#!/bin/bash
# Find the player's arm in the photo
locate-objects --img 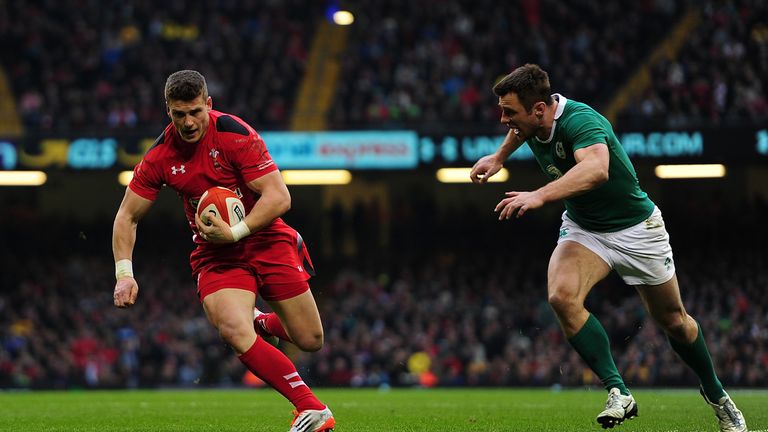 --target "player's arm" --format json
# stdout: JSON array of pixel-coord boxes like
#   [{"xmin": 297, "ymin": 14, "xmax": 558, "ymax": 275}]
[
  {"xmin": 536, "ymin": 143, "xmax": 609, "ymax": 202},
  {"xmin": 496, "ymin": 144, "xmax": 609, "ymax": 219},
  {"xmin": 241, "ymin": 170, "xmax": 291, "ymax": 232},
  {"xmin": 470, "ymin": 128, "xmax": 524, "ymax": 183},
  {"xmin": 112, "ymin": 188, "xmax": 154, "ymax": 308},
  {"xmin": 195, "ymin": 170, "xmax": 290, "ymax": 243}
]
